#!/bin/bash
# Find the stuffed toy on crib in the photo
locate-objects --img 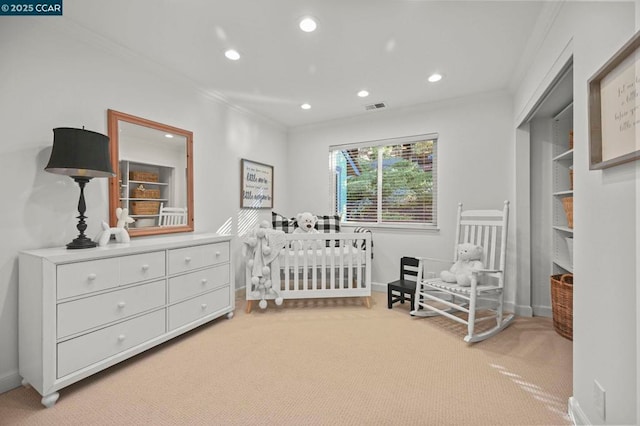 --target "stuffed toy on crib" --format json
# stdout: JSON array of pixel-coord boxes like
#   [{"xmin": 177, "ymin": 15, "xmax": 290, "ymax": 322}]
[{"xmin": 292, "ymin": 211, "xmax": 319, "ymax": 250}]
